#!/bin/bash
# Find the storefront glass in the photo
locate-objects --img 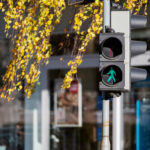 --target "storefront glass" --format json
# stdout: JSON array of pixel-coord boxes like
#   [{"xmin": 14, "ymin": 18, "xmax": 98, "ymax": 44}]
[{"xmin": 49, "ymin": 68, "xmax": 100, "ymax": 150}]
